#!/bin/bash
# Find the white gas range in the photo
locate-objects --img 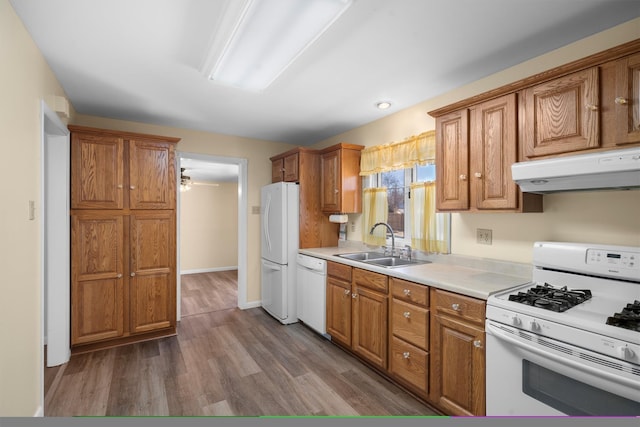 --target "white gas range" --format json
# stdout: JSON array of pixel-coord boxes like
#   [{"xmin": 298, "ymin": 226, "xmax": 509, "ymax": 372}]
[{"xmin": 485, "ymin": 241, "xmax": 640, "ymax": 416}]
